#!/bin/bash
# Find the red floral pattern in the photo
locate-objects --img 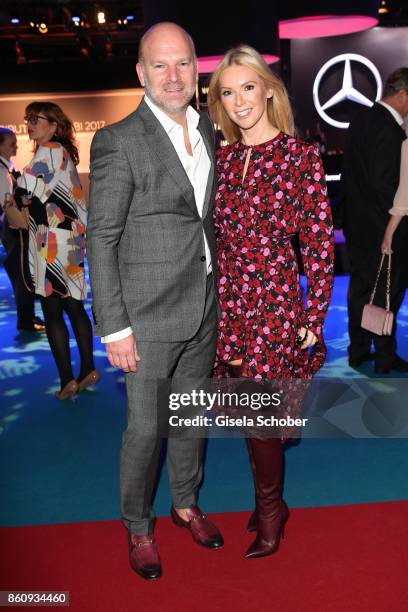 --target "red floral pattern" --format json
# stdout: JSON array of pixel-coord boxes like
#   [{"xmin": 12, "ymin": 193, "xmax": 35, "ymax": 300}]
[{"xmin": 213, "ymin": 132, "xmax": 334, "ymax": 380}]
